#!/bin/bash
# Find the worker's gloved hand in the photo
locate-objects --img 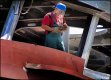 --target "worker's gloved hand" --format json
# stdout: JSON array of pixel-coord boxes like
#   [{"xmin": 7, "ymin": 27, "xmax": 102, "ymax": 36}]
[
  {"xmin": 52, "ymin": 27, "xmax": 61, "ymax": 33},
  {"xmin": 63, "ymin": 24, "xmax": 68, "ymax": 30},
  {"xmin": 58, "ymin": 23, "xmax": 68, "ymax": 31}
]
